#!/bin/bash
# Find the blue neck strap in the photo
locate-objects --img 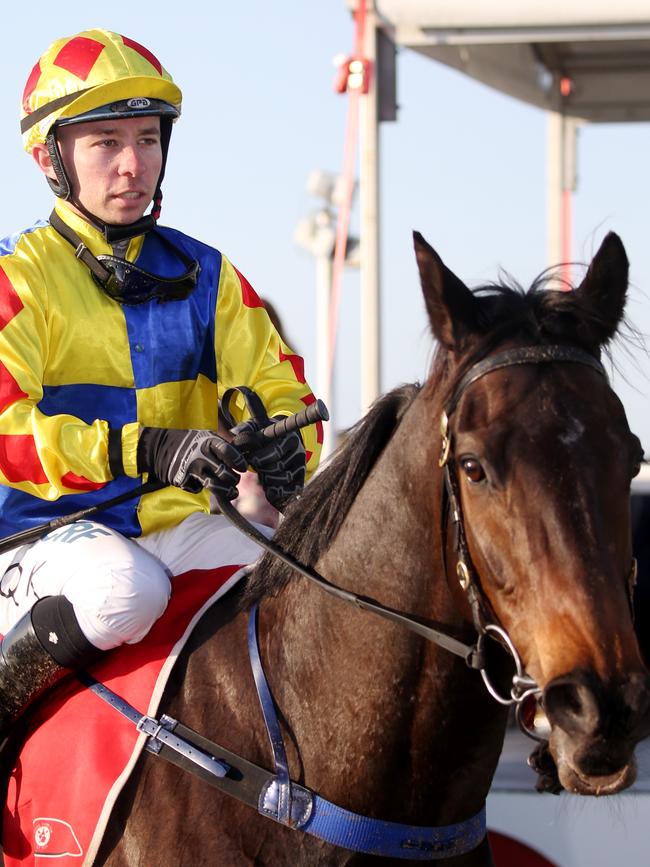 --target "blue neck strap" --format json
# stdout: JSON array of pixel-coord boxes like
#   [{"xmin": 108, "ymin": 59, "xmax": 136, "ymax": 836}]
[{"xmin": 247, "ymin": 602, "xmax": 486, "ymax": 860}]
